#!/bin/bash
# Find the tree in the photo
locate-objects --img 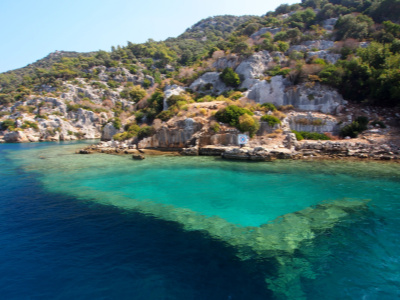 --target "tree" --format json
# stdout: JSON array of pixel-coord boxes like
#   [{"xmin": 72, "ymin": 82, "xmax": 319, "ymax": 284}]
[{"xmin": 335, "ymin": 14, "xmax": 374, "ymax": 40}]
